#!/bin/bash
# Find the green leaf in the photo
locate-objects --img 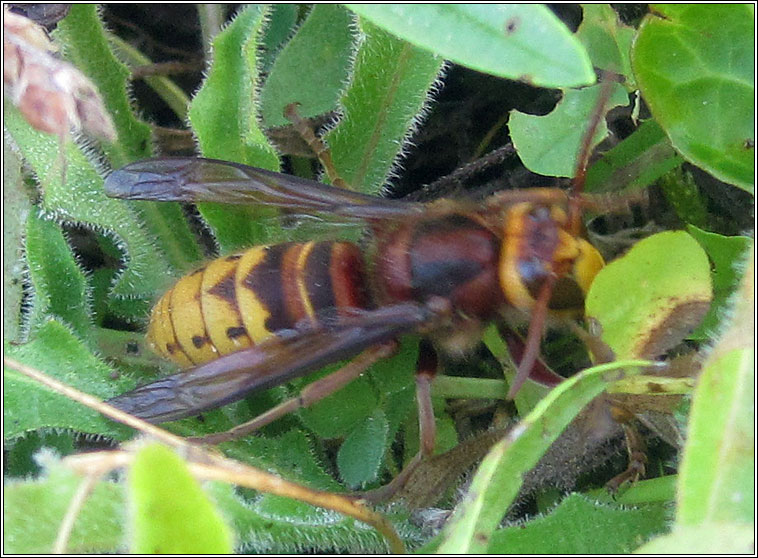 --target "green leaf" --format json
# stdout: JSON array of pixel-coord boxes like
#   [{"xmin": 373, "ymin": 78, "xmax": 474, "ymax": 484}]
[
  {"xmin": 686, "ymin": 227, "xmax": 752, "ymax": 338},
  {"xmin": 631, "ymin": 4, "xmax": 755, "ymax": 192},
  {"xmin": 54, "ymin": 4, "xmax": 152, "ymax": 166},
  {"xmin": 324, "ymin": 19, "xmax": 444, "ymax": 193},
  {"xmin": 482, "ymin": 324, "xmax": 551, "ymax": 413},
  {"xmin": 576, "ymin": 4, "xmax": 636, "ymax": 85},
  {"xmin": 586, "ymin": 231, "xmax": 713, "ymax": 359},
  {"xmin": 658, "ymin": 166, "xmax": 709, "ymax": 228},
  {"xmin": 365, "ymin": 336, "xmax": 418, "ymax": 396},
  {"xmin": 295, "ymin": 337, "xmax": 417, "ymax": 446},
  {"xmin": 678, "ymin": 348, "xmax": 754, "ymax": 525},
  {"xmin": 677, "ymin": 256, "xmax": 754, "ymax": 527},
  {"xmin": 128, "ymin": 201, "xmax": 204, "ymax": 277},
  {"xmin": 4, "ymin": 105, "xmax": 174, "ymax": 315},
  {"xmin": 217, "ymin": 431, "xmax": 415, "ymax": 552},
  {"xmin": 584, "ymin": 119, "xmax": 683, "ymax": 193},
  {"xmin": 4, "ymin": 320, "xmax": 133, "ymax": 441},
  {"xmin": 346, "ymin": 5, "xmax": 595, "ymax": 87},
  {"xmin": 2, "ymin": 449, "xmax": 404, "ymax": 555},
  {"xmin": 52, "ymin": 7, "xmax": 202, "ymax": 276},
  {"xmin": 259, "ymin": 5, "xmax": 355, "ymax": 127},
  {"xmin": 401, "ymin": 396, "xmax": 459, "ymax": 465},
  {"xmin": 337, "ymin": 410, "xmax": 389, "ymax": 488},
  {"xmin": 129, "ymin": 443, "xmax": 234, "ymax": 554},
  {"xmin": 637, "ymin": 523, "xmax": 754, "ymax": 554},
  {"xmin": 212, "ymin": 482, "xmax": 401, "ymax": 553},
  {"xmin": 296, "ymin": 368, "xmax": 379, "ymax": 439},
  {"xmin": 3, "ymin": 140, "xmax": 31, "ymax": 343},
  {"xmin": 258, "ymin": 4, "xmax": 299, "ymax": 73},
  {"xmin": 509, "ymin": 82, "xmax": 629, "ymax": 177},
  {"xmin": 437, "ymin": 359, "xmax": 651, "ymax": 553},
  {"xmin": 189, "ymin": 5, "xmax": 277, "ymax": 164},
  {"xmin": 488, "ymin": 494, "xmax": 669, "ymax": 553},
  {"xmin": 3, "ymin": 460, "xmax": 124, "ymax": 554},
  {"xmin": 25, "ymin": 212, "xmax": 92, "ymax": 339},
  {"xmin": 588, "ymin": 475, "xmax": 678, "ymax": 506},
  {"xmin": 5, "ymin": 430, "xmax": 75, "ymax": 477},
  {"xmin": 254, "ymin": 493, "xmax": 343, "ymax": 528},
  {"xmin": 431, "ymin": 375, "xmax": 507, "ymax": 401},
  {"xmin": 252, "ymin": 429, "xmax": 342, "ymax": 491},
  {"xmin": 188, "ymin": 5, "xmax": 283, "ymax": 252}
]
